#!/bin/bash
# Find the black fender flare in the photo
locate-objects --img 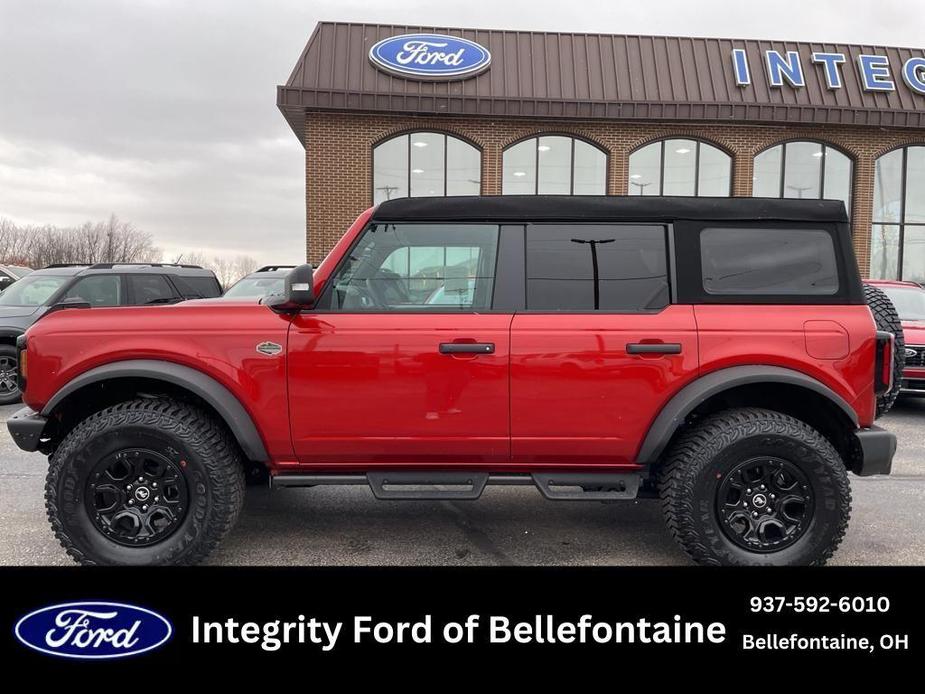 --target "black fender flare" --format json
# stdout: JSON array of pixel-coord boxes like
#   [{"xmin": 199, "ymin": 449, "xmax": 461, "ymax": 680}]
[
  {"xmin": 41, "ymin": 359, "xmax": 269, "ymax": 462},
  {"xmin": 634, "ymin": 365, "xmax": 859, "ymax": 464}
]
